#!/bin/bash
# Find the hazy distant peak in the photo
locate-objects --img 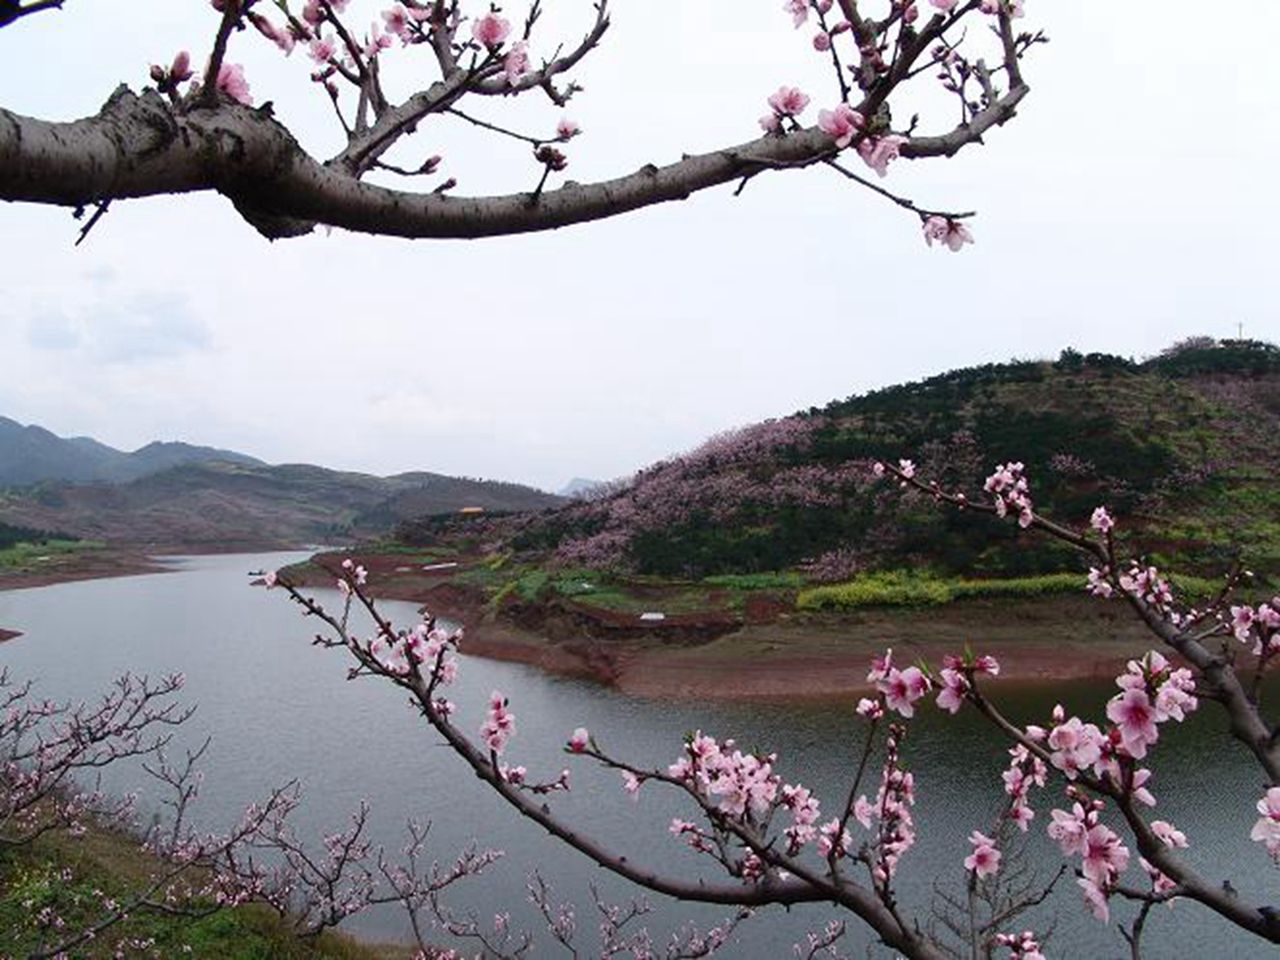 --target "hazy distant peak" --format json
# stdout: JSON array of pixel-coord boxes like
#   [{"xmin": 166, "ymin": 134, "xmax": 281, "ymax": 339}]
[{"xmin": 558, "ymin": 477, "xmax": 602, "ymax": 498}]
